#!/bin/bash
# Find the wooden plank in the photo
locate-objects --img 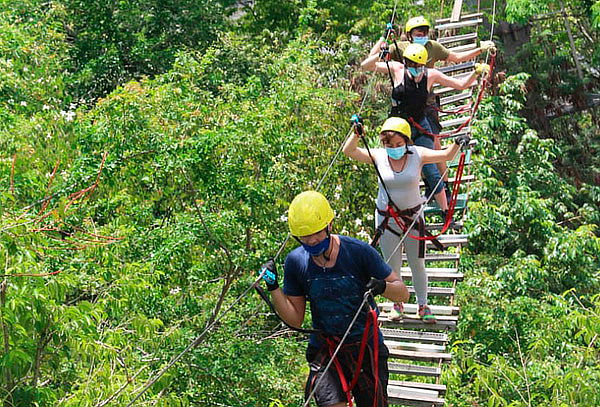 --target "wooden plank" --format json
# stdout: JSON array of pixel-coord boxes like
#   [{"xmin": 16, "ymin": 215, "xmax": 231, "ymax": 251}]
[
  {"xmin": 402, "ymin": 253, "xmax": 460, "ymax": 262},
  {"xmin": 447, "ymin": 42, "xmax": 478, "ymax": 53},
  {"xmin": 435, "ymin": 18, "xmax": 483, "ymax": 31},
  {"xmin": 434, "ymin": 80, "xmax": 477, "ymax": 96},
  {"xmin": 439, "ymin": 126, "xmax": 471, "ymax": 139},
  {"xmin": 400, "ymin": 270, "xmax": 464, "ymax": 281},
  {"xmin": 406, "ymin": 286, "xmax": 455, "ymax": 296},
  {"xmin": 440, "ymin": 90, "xmax": 472, "ymax": 106},
  {"xmin": 451, "ymin": 0, "xmax": 464, "ymax": 22},
  {"xmin": 439, "ymin": 115, "xmax": 469, "ymax": 129},
  {"xmin": 382, "ymin": 317, "xmax": 457, "ymax": 332},
  {"xmin": 385, "ymin": 340, "xmax": 447, "ymax": 353},
  {"xmin": 388, "ymin": 385, "xmax": 445, "ymax": 406},
  {"xmin": 439, "ymin": 104, "xmax": 471, "ymax": 118},
  {"xmin": 388, "ymin": 380, "xmax": 447, "ymax": 395},
  {"xmin": 380, "ymin": 328, "xmax": 448, "ymax": 344},
  {"xmin": 388, "ymin": 362, "xmax": 441, "ymax": 377},
  {"xmin": 436, "ymin": 12, "xmax": 484, "ymax": 24},
  {"xmin": 437, "ymin": 32, "xmax": 478, "ymax": 45},
  {"xmin": 388, "ymin": 348, "xmax": 452, "ymax": 362},
  {"xmin": 379, "ymin": 302, "xmax": 460, "ymax": 316}
]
